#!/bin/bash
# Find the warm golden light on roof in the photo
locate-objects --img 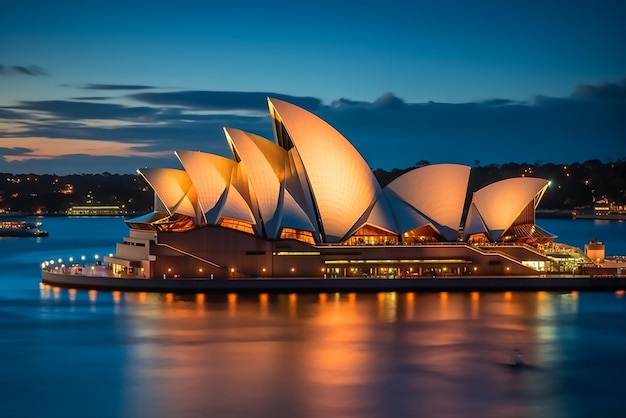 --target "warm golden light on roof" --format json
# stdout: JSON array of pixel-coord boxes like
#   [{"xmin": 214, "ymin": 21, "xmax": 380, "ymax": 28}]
[{"xmin": 135, "ymin": 97, "xmax": 550, "ymax": 245}]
